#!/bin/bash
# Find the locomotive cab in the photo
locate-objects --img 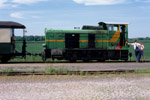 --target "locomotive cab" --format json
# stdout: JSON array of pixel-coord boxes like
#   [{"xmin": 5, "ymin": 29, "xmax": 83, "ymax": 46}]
[
  {"xmin": 103, "ymin": 22, "xmax": 129, "ymax": 60},
  {"xmin": 0, "ymin": 21, "xmax": 26, "ymax": 62}
]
